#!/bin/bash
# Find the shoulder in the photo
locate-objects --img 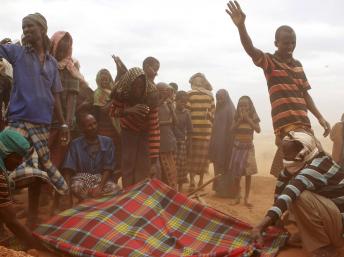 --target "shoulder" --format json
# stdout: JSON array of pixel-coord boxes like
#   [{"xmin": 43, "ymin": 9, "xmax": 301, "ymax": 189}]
[
  {"xmin": 47, "ymin": 54, "xmax": 59, "ymax": 66},
  {"xmin": 70, "ymin": 136, "xmax": 84, "ymax": 146},
  {"xmin": 98, "ymin": 135, "xmax": 113, "ymax": 144}
]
